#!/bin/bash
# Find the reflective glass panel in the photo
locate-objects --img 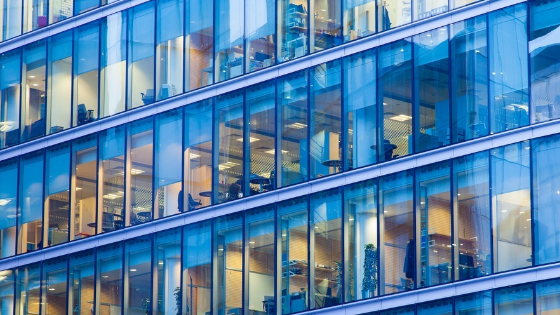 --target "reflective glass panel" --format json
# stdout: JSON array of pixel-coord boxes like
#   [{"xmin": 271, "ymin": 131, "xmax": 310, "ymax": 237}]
[
  {"xmin": 125, "ymin": 235, "xmax": 152, "ymax": 314},
  {"xmin": 23, "ymin": 0, "xmax": 48, "ymax": 33},
  {"xmin": 100, "ymin": 11, "xmax": 127, "ymax": 118},
  {"xmin": 488, "ymin": 4, "xmax": 529, "ymax": 134},
  {"xmin": 277, "ymin": 0, "xmax": 308, "ymax": 62},
  {"xmin": 21, "ymin": 40, "xmax": 47, "ymax": 142},
  {"xmin": 246, "ymin": 0, "xmax": 276, "ymax": 72},
  {"xmin": 380, "ymin": 306, "xmax": 415, "ymax": 315},
  {"xmin": 215, "ymin": 0, "xmax": 244, "ymax": 82},
  {"xmin": 72, "ymin": 135, "xmax": 97, "ymax": 240},
  {"xmin": 47, "ymin": 31, "xmax": 72, "ymax": 135},
  {"xmin": 537, "ymin": 279, "xmax": 560, "ymax": 314},
  {"xmin": 0, "ymin": 159, "xmax": 17, "ymax": 258},
  {"xmin": 15, "ymin": 263, "xmax": 41, "ymax": 315},
  {"xmin": 18, "ymin": 151, "xmax": 44, "ymax": 254},
  {"xmin": 413, "ymin": 0, "xmax": 448, "ymax": 21},
  {"xmin": 75, "ymin": 0, "xmax": 99, "ymax": 14},
  {"xmin": 379, "ymin": 0, "xmax": 411, "ymax": 31},
  {"xmin": 3, "ymin": 0, "xmax": 22, "ymax": 40},
  {"xmin": 0, "ymin": 49, "xmax": 21, "ymax": 148},
  {"xmin": 0, "ymin": 269, "xmax": 14, "ymax": 315},
  {"xmin": 495, "ymin": 284, "xmax": 534, "ymax": 315},
  {"xmin": 156, "ymin": 0, "xmax": 184, "ymax": 101},
  {"xmin": 186, "ymin": 0, "xmax": 214, "ymax": 90},
  {"xmin": 128, "ymin": 2, "xmax": 155, "ymax": 109},
  {"xmin": 73, "ymin": 22, "xmax": 99, "ymax": 127},
  {"xmin": 155, "ymin": 228, "xmax": 181, "ymax": 315},
  {"xmin": 417, "ymin": 298, "xmax": 452, "ymax": 315},
  {"xmin": 452, "ymin": 0, "xmax": 479, "ymax": 10},
  {"xmin": 343, "ymin": 49, "xmax": 377, "ymax": 170},
  {"xmin": 44, "ymin": 143, "xmax": 70, "ymax": 247},
  {"xmin": 343, "ymin": 0, "xmax": 375, "ymax": 42},
  {"xmin": 129, "ymin": 118, "xmax": 154, "ymax": 226},
  {"xmin": 455, "ymin": 291, "xmax": 492, "ymax": 315},
  {"xmin": 378, "ymin": 39, "xmax": 412, "ymax": 161},
  {"xmin": 215, "ymin": 213, "xmax": 243, "ymax": 315},
  {"xmin": 311, "ymin": 0, "xmax": 342, "ymax": 52},
  {"xmin": 278, "ymin": 70, "xmax": 308, "ymax": 187},
  {"xmin": 42, "ymin": 257, "xmax": 68, "ymax": 315},
  {"xmin": 69, "ymin": 250, "xmax": 96, "ymax": 315},
  {"xmin": 491, "ymin": 141, "xmax": 532, "ymax": 272},
  {"xmin": 97, "ymin": 243, "xmax": 123, "ymax": 314},
  {"xmin": 50, "ymin": 0, "xmax": 73, "ymax": 23},
  {"xmin": 183, "ymin": 220, "xmax": 212, "ymax": 315},
  {"xmin": 99, "ymin": 126, "xmax": 125, "ymax": 233},
  {"xmin": 310, "ymin": 60, "xmax": 342, "ymax": 179}
]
